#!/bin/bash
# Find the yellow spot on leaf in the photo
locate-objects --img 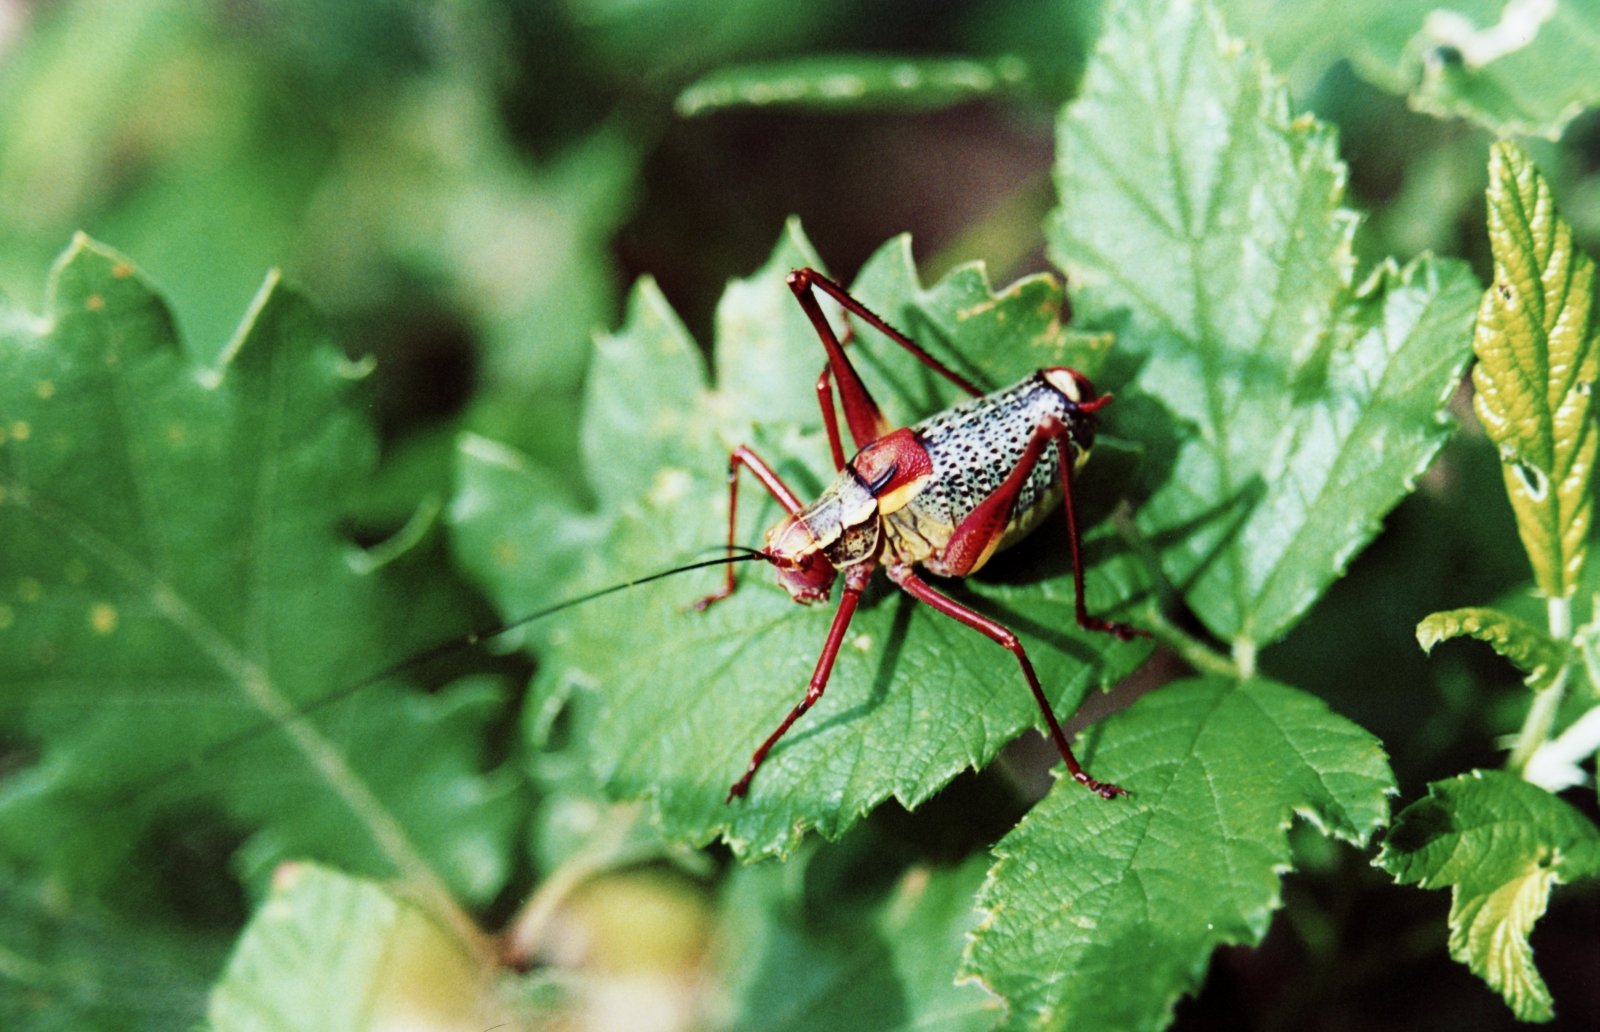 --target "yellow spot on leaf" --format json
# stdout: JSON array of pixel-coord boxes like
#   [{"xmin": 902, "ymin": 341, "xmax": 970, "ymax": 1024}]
[
  {"xmin": 35, "ymin": 380, "xmax": 55, "ymax": 400},
  {"xmin": 166, "ymin": 422, "xmax": 188, "ymax": 446},
  {"xmin": 90, "ymin": 603, "xmax": 118, "ymax": 634},
  {"xmin": 86, "ymin": 294, "xmax": 105, "ymax": 311},
  {"xmin": 851, "ymin": 633, "xmax": 874, "ymax": 653},
  {"xmin": 492, "ymin": 539, "xmax": 518, "ymax": 568},
  {"xmin": 17, "ymin": 577, "xmax": 42, "ymax": 603},
  {"xmin": 112, "ymin": 262, "xmax": 134, "ymax": 278},
  {"xmin": 9, "ymin": 421, "xmax": 28, "ymax": 442}
]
